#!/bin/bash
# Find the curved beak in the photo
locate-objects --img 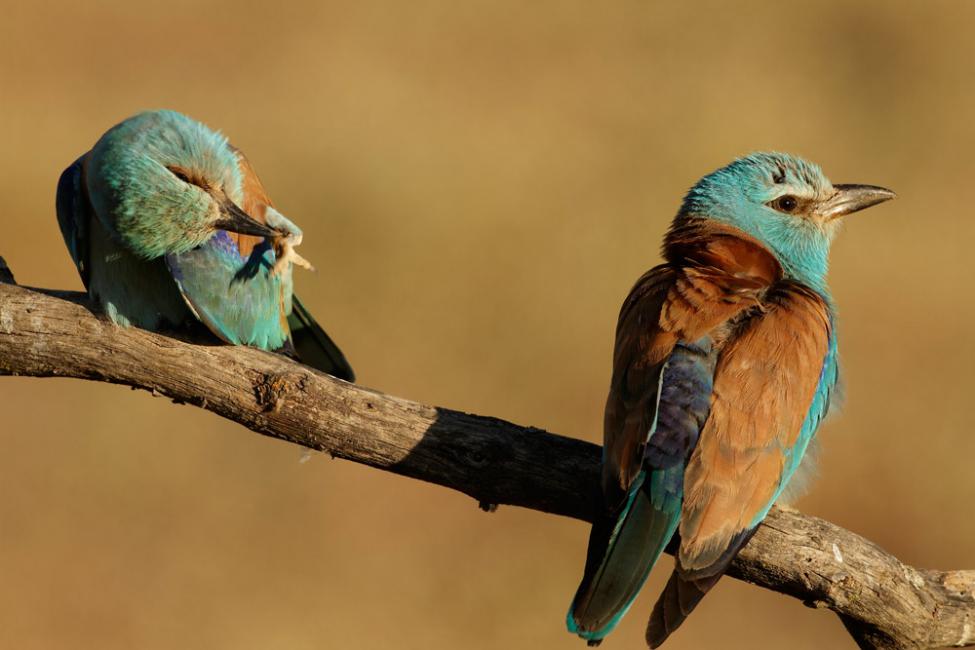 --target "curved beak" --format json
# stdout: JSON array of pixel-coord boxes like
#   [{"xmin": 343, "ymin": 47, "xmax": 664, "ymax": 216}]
[
  {"xmin": 213, "ymin": 199, "xmax": 279, "ymax": 238},
  {"xmin": 820, "ymin": 184, "xmax": 896, "ymax": 220}
]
